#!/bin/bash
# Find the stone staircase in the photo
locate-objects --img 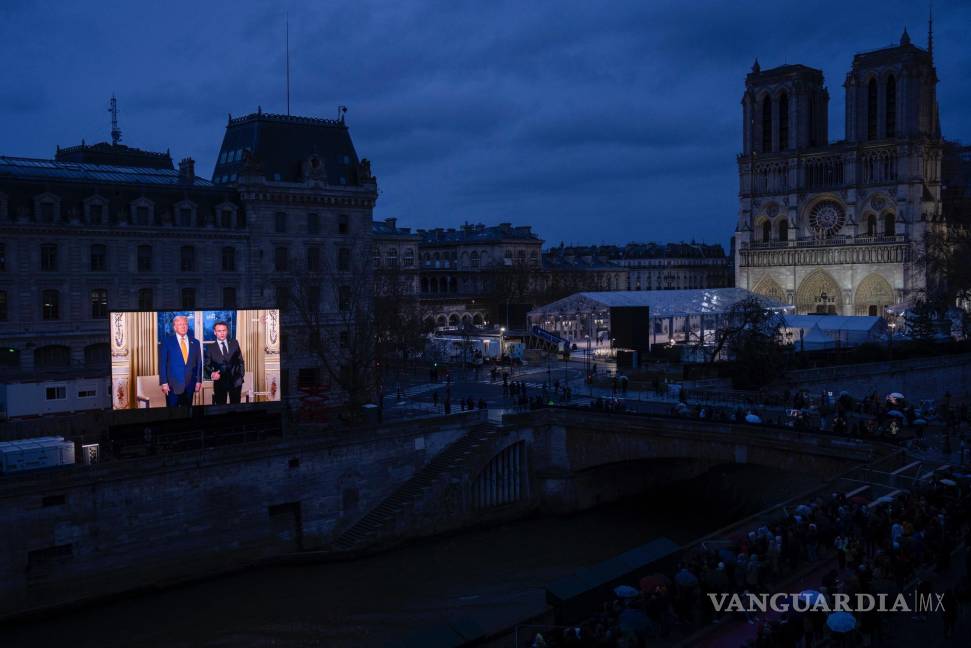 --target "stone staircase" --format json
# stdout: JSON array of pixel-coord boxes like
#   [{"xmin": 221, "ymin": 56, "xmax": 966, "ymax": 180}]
[{"xmin": 333, "ymin": 422, "xmax": 501, "ymax": 551}]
